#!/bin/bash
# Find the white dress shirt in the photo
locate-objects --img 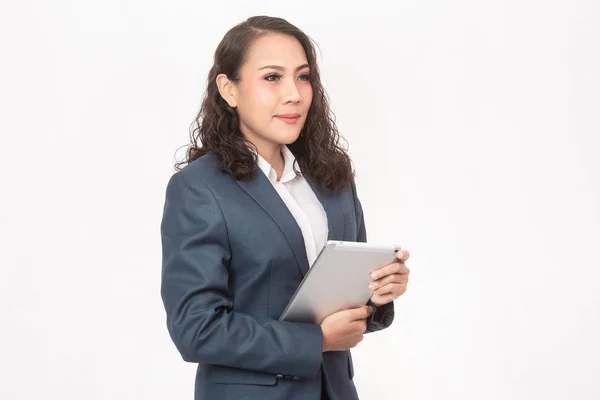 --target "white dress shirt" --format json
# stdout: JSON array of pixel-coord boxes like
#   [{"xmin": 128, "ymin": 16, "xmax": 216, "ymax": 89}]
[{"xmin": 255, "ymin": 145, "xmax": 329, "ymax": 267}]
